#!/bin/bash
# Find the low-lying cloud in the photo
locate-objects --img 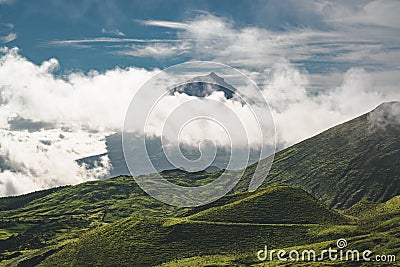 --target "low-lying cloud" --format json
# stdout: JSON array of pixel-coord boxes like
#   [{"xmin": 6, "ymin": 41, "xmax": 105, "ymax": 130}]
[
  {"xmin": 0, "ymin": 47, "xmax": 399, "ymax": 196},
  {"xmin": 368, "ymin": 101, "xmax": 400, "ymax": 130}
]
